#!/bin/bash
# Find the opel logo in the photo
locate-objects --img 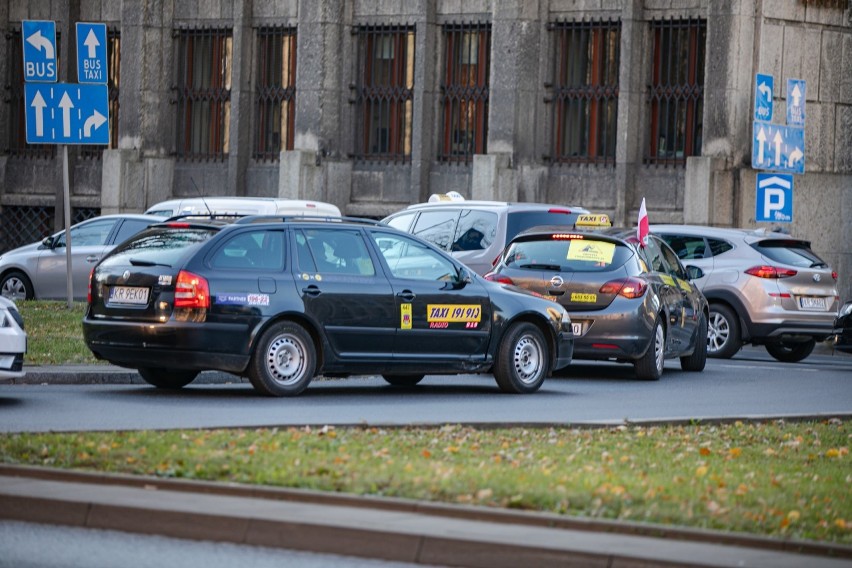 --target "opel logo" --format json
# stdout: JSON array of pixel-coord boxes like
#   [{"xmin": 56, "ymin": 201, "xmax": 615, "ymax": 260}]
[
  {"xmin": 813, "ymin": 274, "xmax": 821, "ymax": 282},
  {"xmin": 122, "ymin": 270, "xmax": 131, "ymax": 281},
  {"xmin": 550, "ymin": 275, "xmax": 564, "ymax": 287}
]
